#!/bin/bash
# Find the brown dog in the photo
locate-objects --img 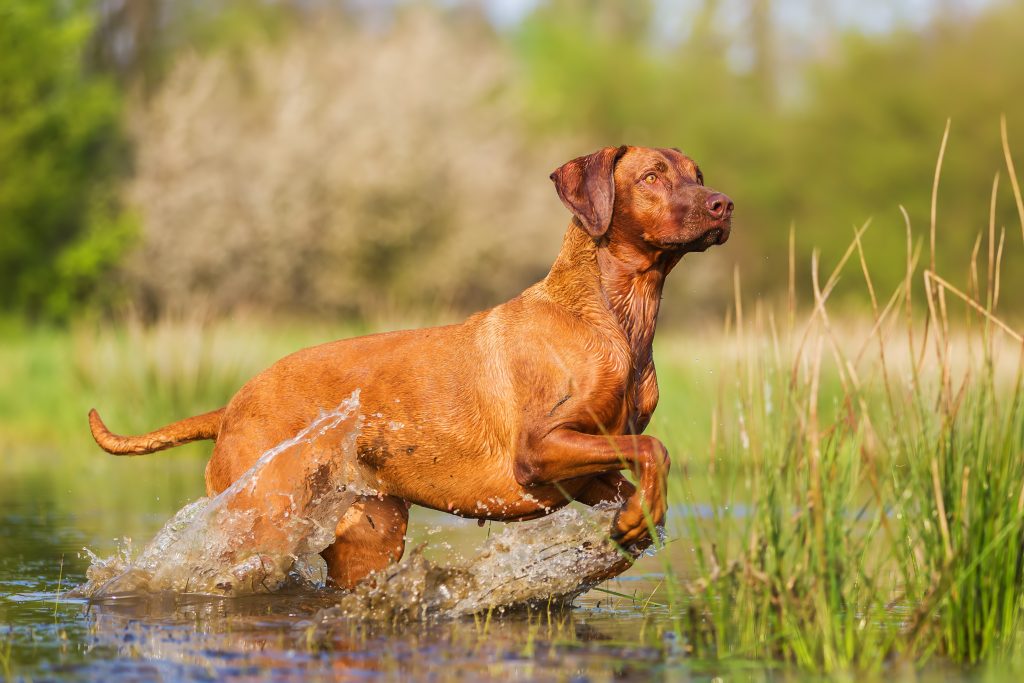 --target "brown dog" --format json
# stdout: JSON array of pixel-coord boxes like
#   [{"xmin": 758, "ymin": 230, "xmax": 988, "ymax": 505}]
[{"xmin": 89, "ymin": 146, "xmax": 733, "ymax": 589}]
